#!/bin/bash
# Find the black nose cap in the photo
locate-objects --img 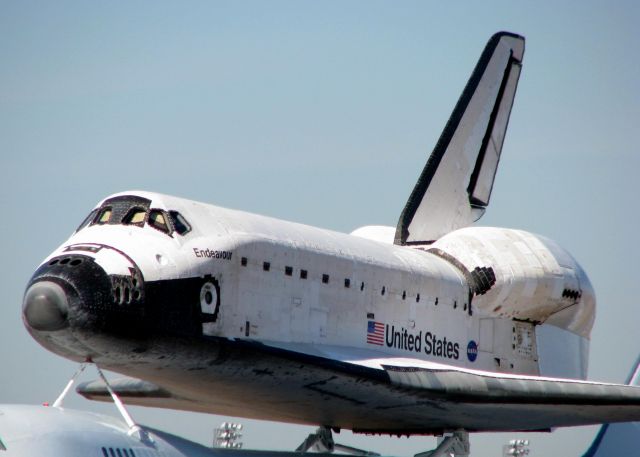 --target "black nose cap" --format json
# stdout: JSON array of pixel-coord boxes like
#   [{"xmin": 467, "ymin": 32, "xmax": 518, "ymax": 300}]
[{"xmin": 23, "ymin": 281, "xmax": 69, "ymax": 331}]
